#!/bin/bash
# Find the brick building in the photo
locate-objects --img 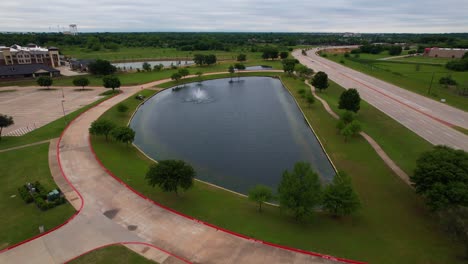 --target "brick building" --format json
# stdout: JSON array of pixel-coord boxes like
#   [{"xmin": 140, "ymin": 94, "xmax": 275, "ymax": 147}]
[
  {"xmin": 0, "ymin": 44, "xmax": 62, "ymax": 67},
  {"xmin": 423, "ymin": 47, "xmax": 468, "ymax": 59}
]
